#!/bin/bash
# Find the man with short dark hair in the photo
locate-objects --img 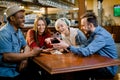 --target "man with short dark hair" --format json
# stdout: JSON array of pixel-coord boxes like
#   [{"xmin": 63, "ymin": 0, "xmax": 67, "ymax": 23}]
[
  {"xmin": 0, "ymin": 5, "xmax": 41, "ymax": 80},
  {"xmin": 52, "ymin": 12, "xmax": 118, "ymax": 79}
]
